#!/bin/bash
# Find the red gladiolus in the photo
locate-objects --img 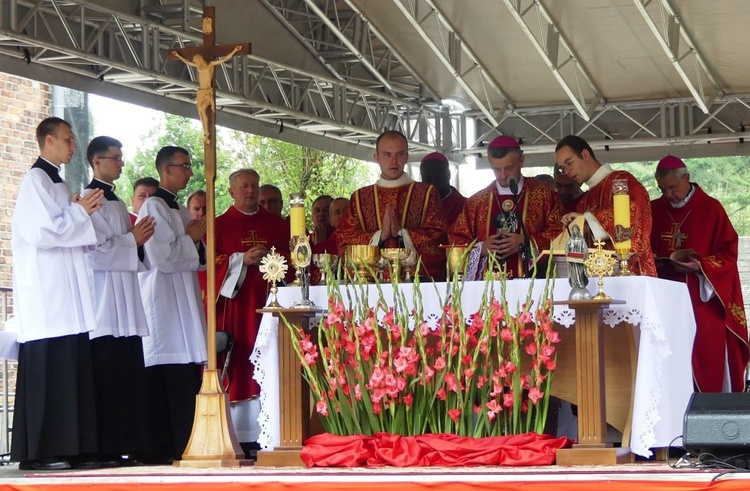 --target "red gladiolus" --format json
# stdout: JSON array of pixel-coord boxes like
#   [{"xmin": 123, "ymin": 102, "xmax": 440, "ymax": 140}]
[
  {"xmin": 448, "ymin": 408, "xmax": 462, "ymax": 423},
  {"xmin": 525, "ymin": 342, "xmax": 537, "ymax": 356},
  {"xmin": 436, "ymin": 387, "xmax": 447, "ymax": 400},
  {"xmin": 529, "ymin": 387, "xmax": 544, "ymax": 404},
  {"xmin": 403, "ymin": 393, "xmax": 413, "ymax": 407}
]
